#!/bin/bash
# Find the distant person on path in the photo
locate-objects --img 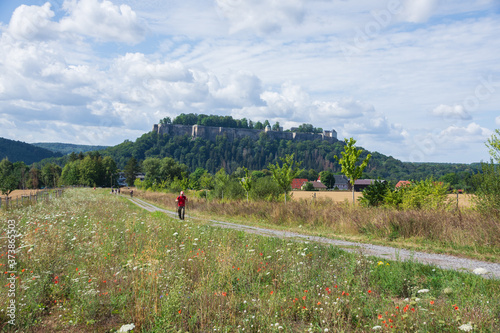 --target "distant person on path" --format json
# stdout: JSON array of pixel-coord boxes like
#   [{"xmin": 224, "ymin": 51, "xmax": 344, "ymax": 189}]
[
  {"xmin": 176, "ymin": 191, "xmax": 188, "ymax": 220},
  {"xmin": 130, "ymin": 190, "xmax": 133, "ymax": 198}
]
